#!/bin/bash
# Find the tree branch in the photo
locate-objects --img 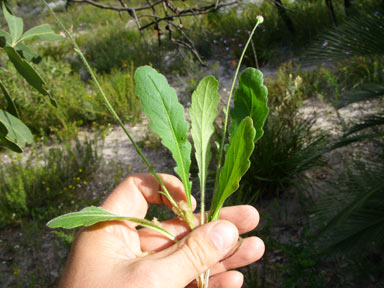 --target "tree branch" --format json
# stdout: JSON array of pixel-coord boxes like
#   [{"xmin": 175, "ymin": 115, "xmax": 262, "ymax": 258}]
[{"xmin": 66, "ymin": 0, "xmax": 239, "ymax": 64}]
